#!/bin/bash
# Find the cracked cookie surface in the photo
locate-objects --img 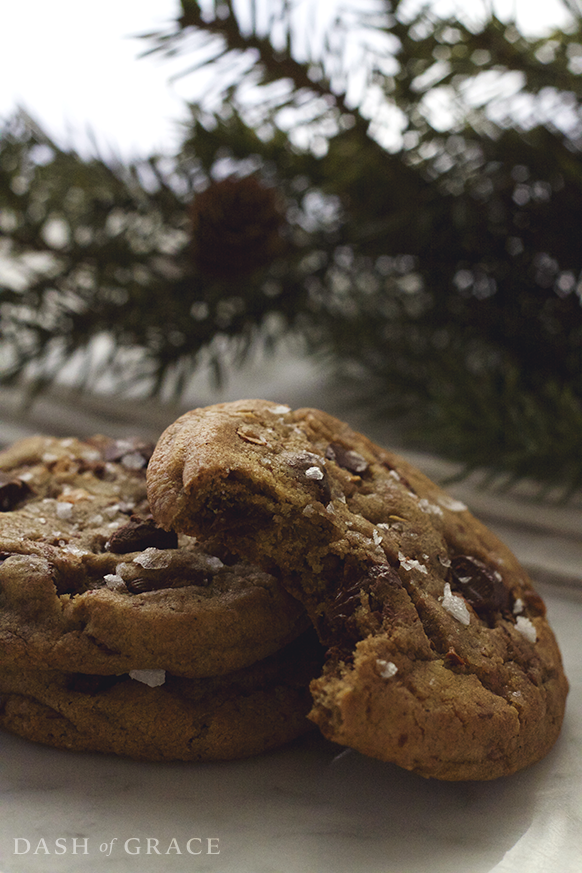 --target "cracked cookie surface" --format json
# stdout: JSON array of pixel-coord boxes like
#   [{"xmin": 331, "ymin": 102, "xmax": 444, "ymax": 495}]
[
  {"xmin": 147, "ymin": 399, "xmax": 569, "ymax": 780},
  {"xmin": 0, "ymin": 435, "xmax": 307, "ymax": 678}
]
